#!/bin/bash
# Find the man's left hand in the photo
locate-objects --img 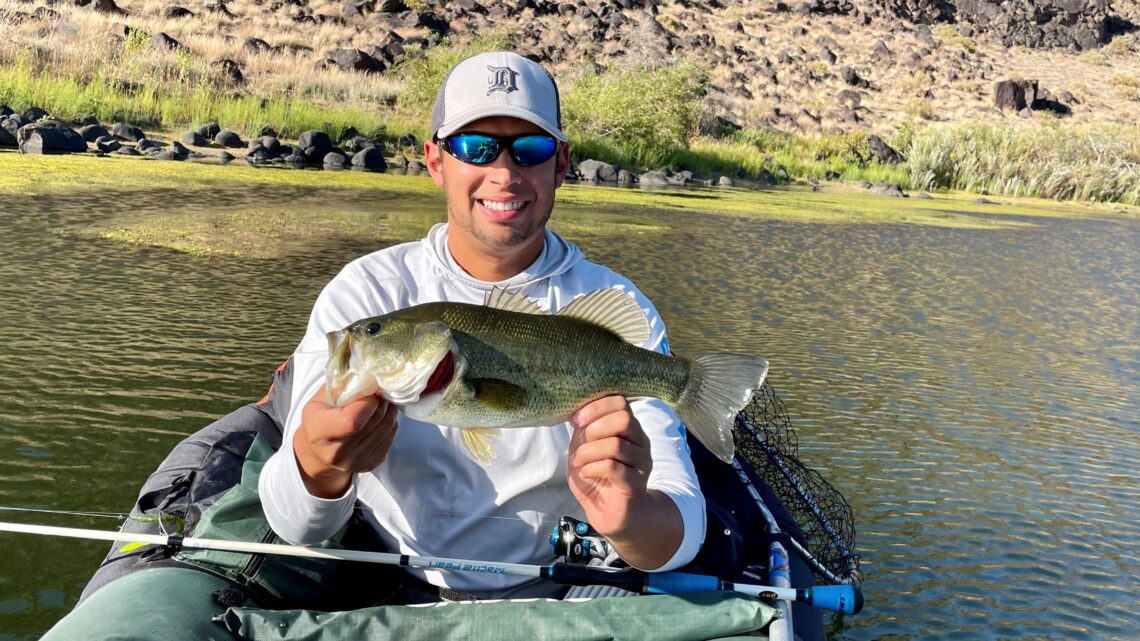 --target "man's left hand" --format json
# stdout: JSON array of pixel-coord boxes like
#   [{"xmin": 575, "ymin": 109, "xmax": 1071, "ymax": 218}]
[{"xmin": 567, "ymin": 395, "xmax": 682, "ymax": 570}]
